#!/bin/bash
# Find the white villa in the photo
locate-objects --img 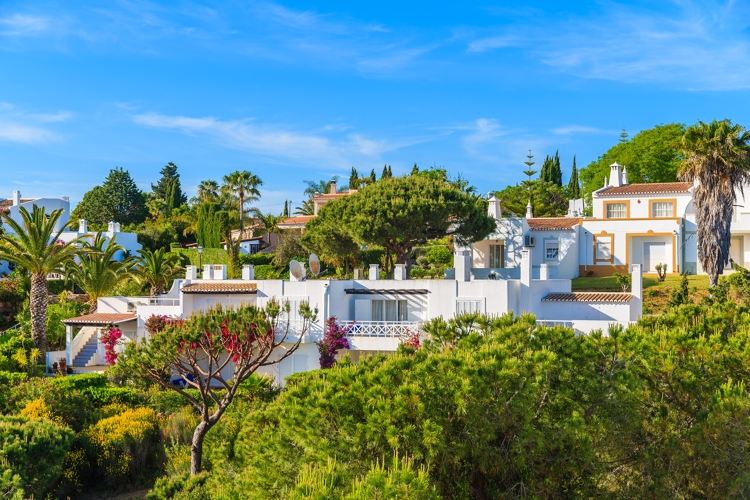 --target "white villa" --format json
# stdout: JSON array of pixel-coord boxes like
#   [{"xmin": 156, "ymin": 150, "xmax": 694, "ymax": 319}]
[
  {"xmin": 469, "ymin": 162, "xmax": 748, "ymax": 280},
  {"xmin": 0, "ymin": 190, "xmax": 141, "ymax": 275}
]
